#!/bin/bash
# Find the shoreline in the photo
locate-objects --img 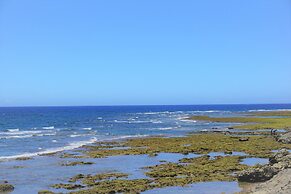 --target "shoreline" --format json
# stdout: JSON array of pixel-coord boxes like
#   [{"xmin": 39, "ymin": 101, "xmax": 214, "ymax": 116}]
[{"xmin": 1, "ymin": 110, "xmax": 291, "ymax": 193}]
